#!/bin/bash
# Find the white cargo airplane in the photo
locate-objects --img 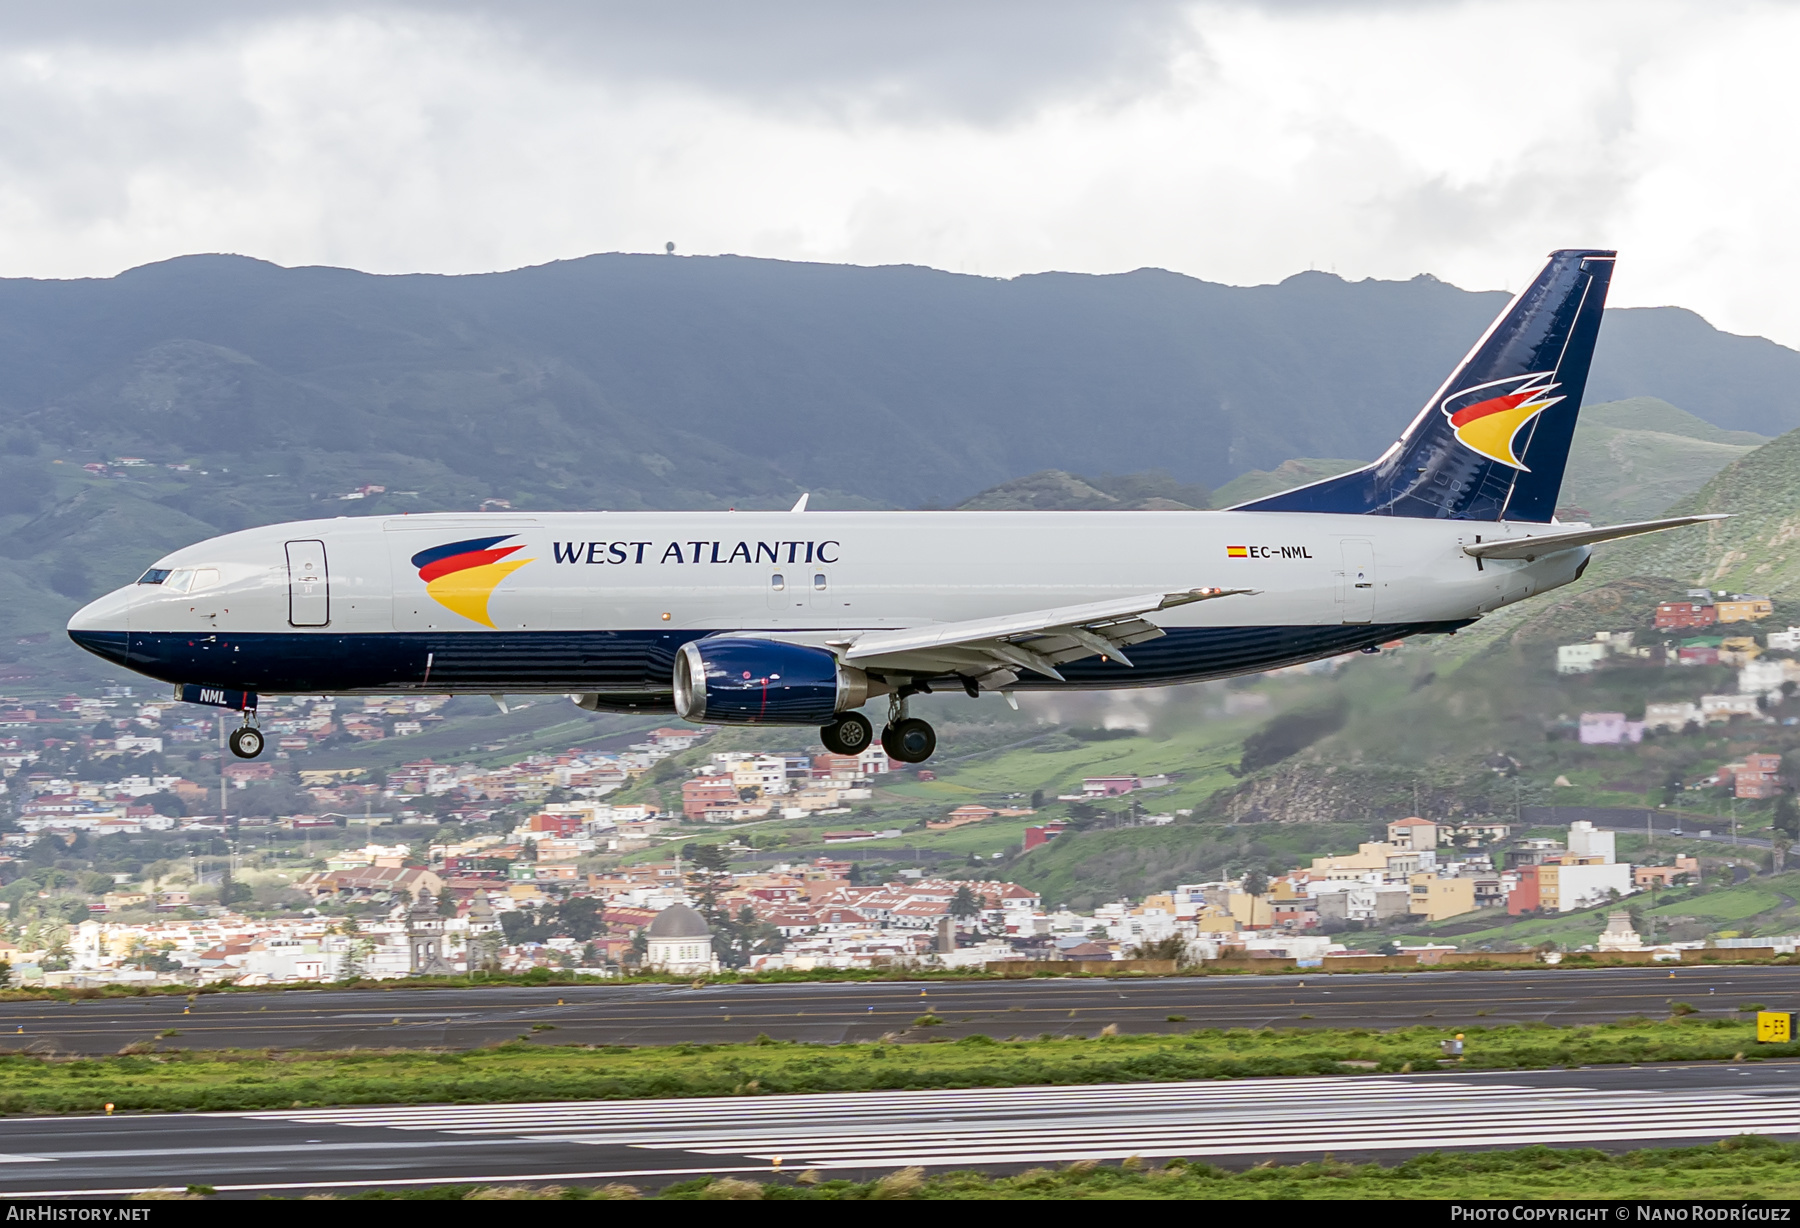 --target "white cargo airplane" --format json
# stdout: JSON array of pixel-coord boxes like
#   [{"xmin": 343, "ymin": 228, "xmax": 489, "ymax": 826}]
[{"xmin": 69, "ymin": 249, "xmax": 1719, "ymax": 763}]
